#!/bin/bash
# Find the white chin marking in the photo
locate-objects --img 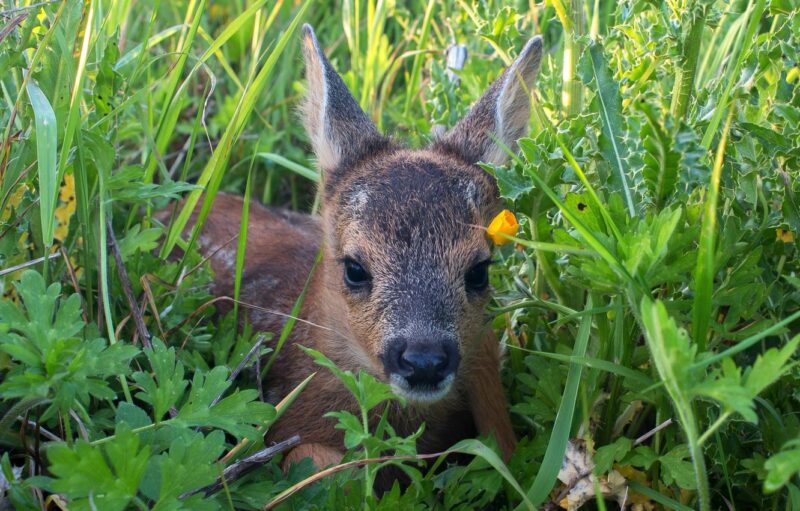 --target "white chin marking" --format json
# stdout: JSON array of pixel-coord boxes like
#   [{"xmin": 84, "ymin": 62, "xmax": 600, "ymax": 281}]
[{"xmin": 389, "ymin": 373, "xmax": 455, "ymax": 404}]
